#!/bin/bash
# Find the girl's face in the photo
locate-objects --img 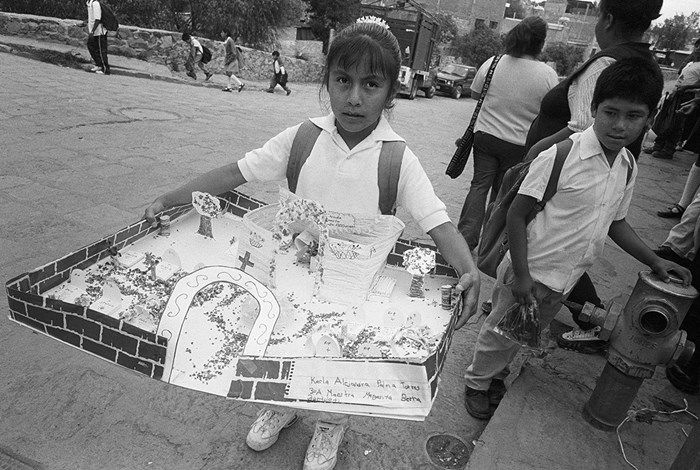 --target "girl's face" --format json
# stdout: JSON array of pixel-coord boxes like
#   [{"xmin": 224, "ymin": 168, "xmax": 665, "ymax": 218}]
[{"xmin": 328, "ymin": 61, "xmax": 391, "ymax": 142}]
